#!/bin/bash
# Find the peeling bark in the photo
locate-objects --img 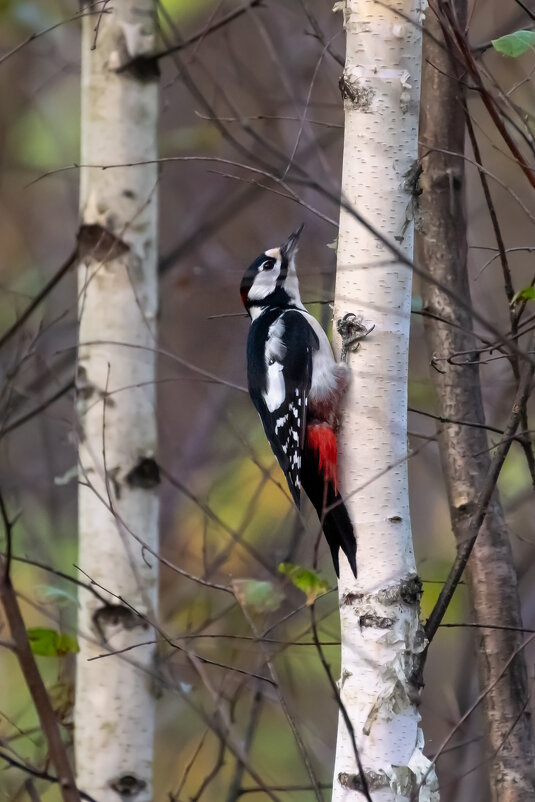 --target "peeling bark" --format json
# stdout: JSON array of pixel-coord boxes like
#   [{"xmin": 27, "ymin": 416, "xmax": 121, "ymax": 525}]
[
  {"xmin": 75, "ymin": 2, "xmax": 159, "ymax": 800},
  {"xmin": 417, "ymin": 6, "xmax": 535, "ymax": 801},
  {"xmin": 332, "ymin": 0, "xmax": 438, "ymax": 799}
]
